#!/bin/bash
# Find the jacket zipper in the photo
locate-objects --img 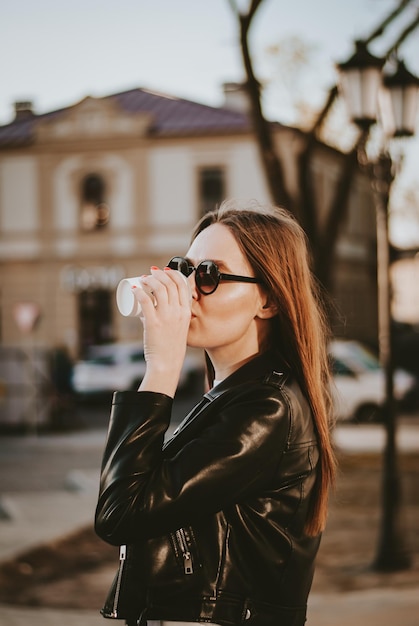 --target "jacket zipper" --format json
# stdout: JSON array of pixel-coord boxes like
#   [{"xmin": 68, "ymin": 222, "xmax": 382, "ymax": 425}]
[
  {"xmin": 175, "ymin": 528, "xmax": 193, "ymax": 574},
  {"xmin": 110, "ymin": 544, "xmax": 127, "ymax": 617}
]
